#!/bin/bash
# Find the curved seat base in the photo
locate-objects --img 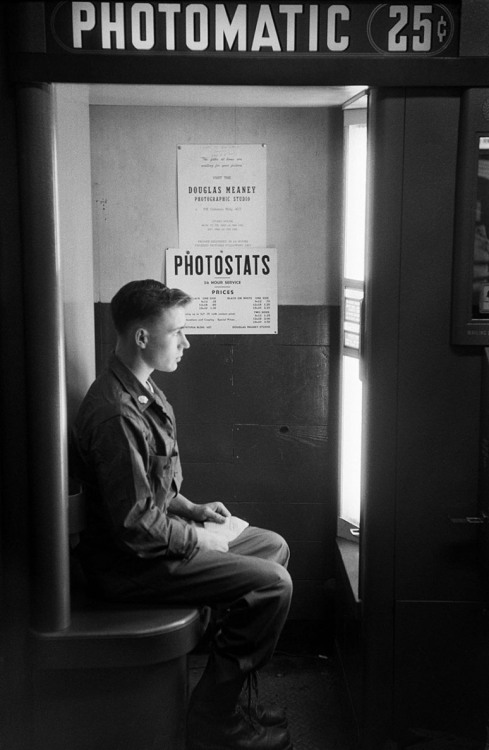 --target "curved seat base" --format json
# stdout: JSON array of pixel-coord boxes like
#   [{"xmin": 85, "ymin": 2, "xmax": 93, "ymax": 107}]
[
  {"xmin": 29, "ymin": 605, "xmax": 207, "ymax": 750},
  {"xmin": 30, "ymin": 605, "xmax": 204, "ymax": 669}
]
